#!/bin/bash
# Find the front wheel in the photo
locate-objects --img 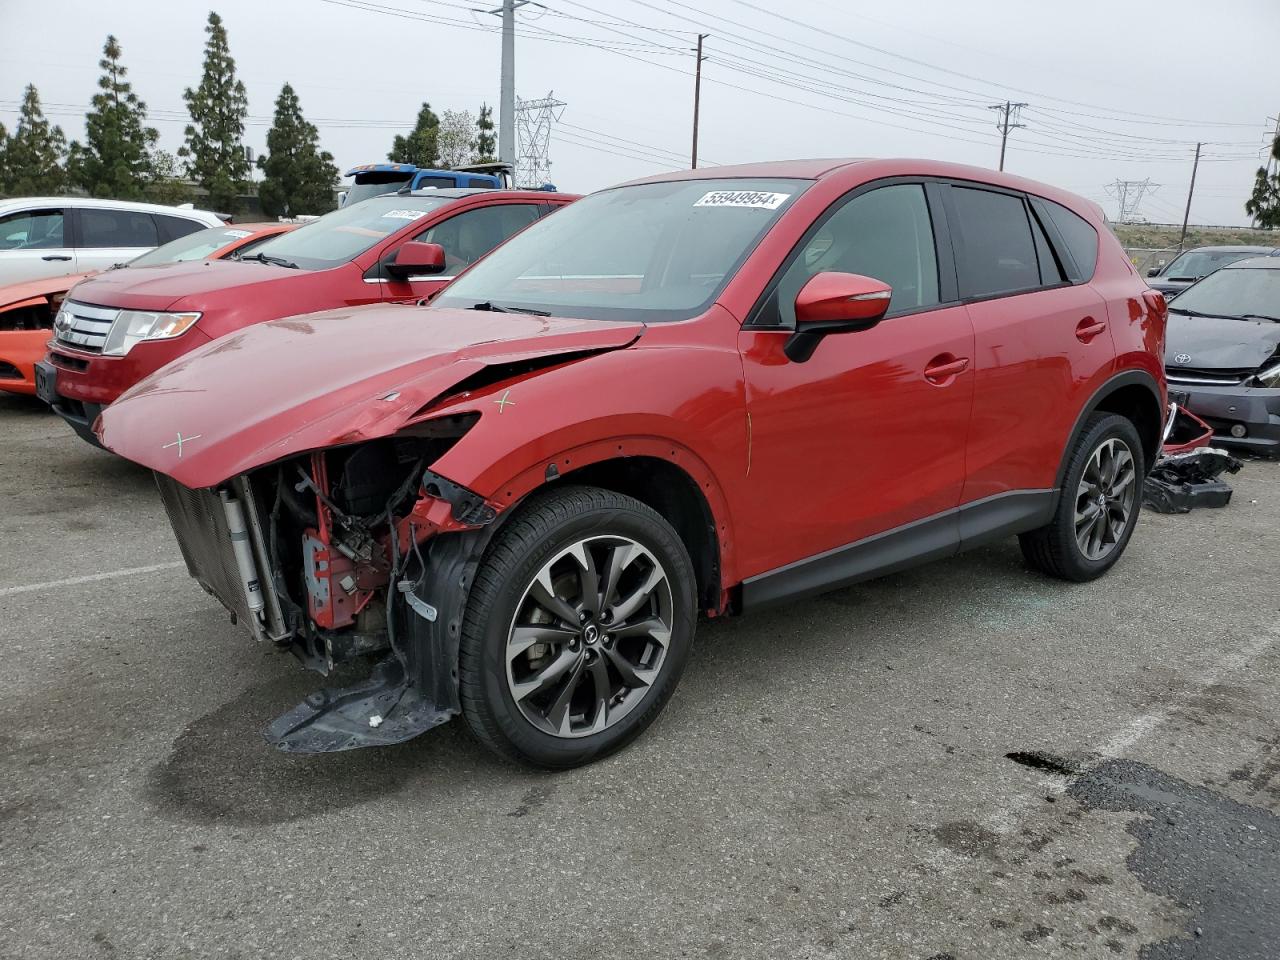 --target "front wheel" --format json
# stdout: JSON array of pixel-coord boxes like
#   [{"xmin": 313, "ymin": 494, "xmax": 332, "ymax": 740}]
[
  {"xmin": 459, "ymin": 486, "xmax": 696, "ymax": 768},
  {"xmin": 1020, "ymin": 412, "xmax": 1145, "ymax": 582}
]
